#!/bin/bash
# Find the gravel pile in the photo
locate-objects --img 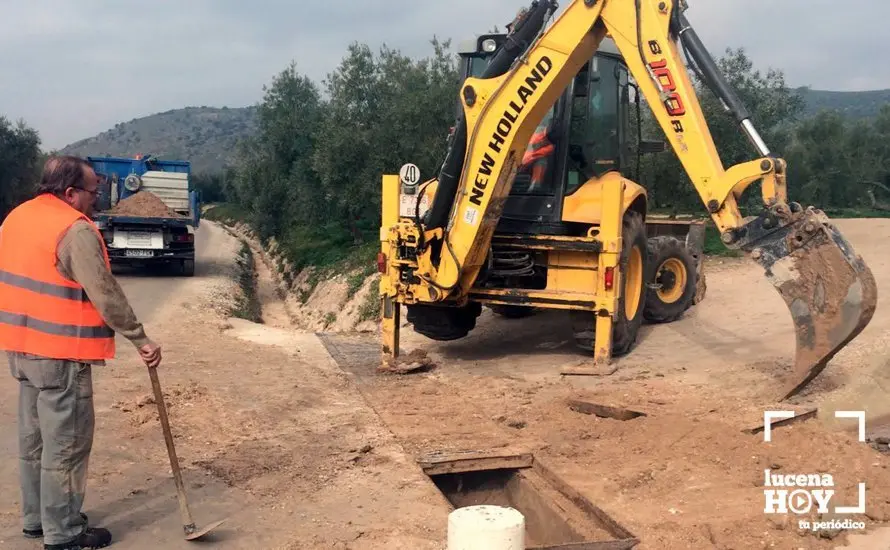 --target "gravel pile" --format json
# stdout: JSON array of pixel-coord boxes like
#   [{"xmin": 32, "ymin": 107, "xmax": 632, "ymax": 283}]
[{"xmin": 107, "ymin": 191, "xmax": 187, "ymax": 218}]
